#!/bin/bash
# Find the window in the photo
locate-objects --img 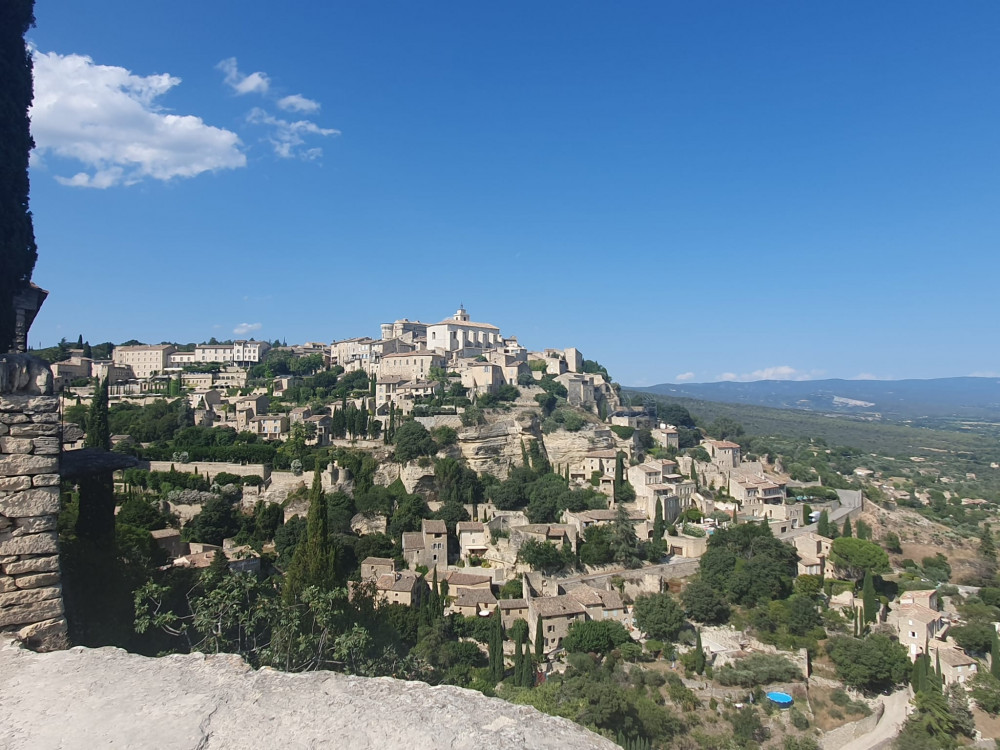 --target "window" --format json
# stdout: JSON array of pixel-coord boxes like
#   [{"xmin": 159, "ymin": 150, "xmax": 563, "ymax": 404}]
[{"xmin": 547, "ymin": 625, "xmax": 554, "ymax": 633}]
